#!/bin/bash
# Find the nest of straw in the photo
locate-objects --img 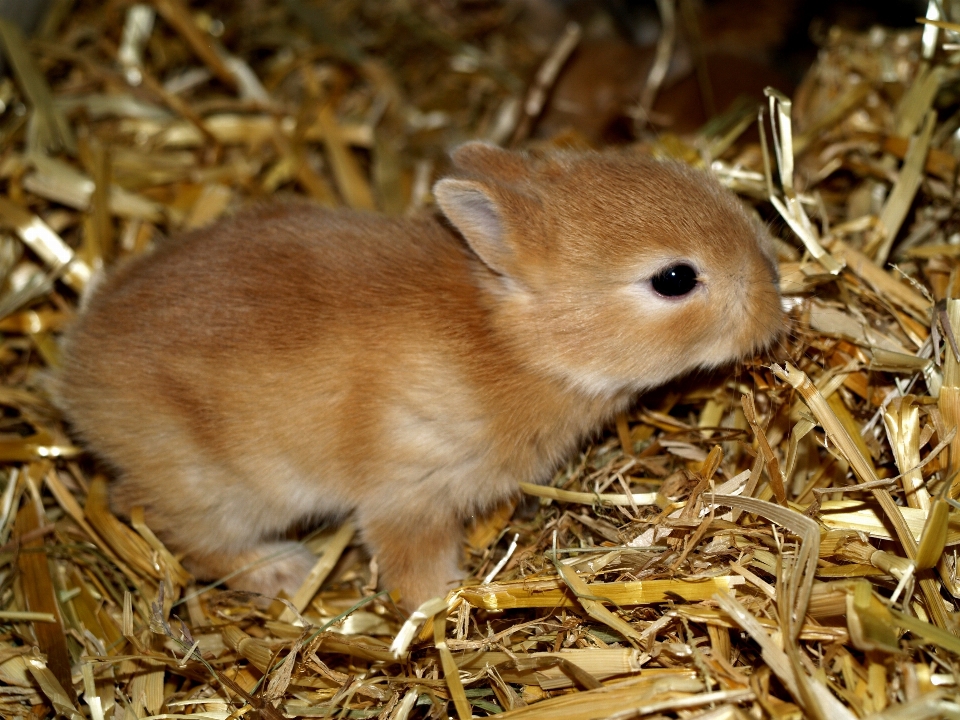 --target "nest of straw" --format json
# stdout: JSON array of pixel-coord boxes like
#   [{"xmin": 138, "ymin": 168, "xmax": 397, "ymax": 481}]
[{"xmin": 0, "ymin": 1, "xmax": 959, "ymax": 718}]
